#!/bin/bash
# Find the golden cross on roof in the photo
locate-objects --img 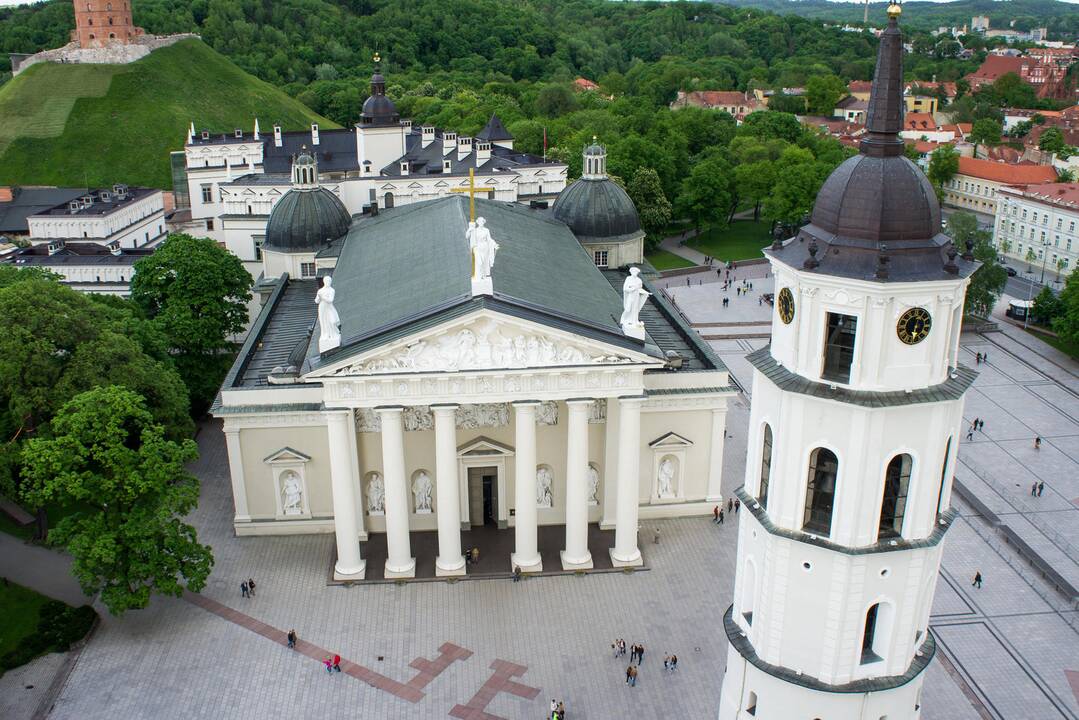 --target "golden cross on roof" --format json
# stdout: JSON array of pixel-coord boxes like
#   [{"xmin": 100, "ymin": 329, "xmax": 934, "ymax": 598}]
[{"xmin": 450, "ymin": 167, "xmax": 485, "ymax": 222}]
